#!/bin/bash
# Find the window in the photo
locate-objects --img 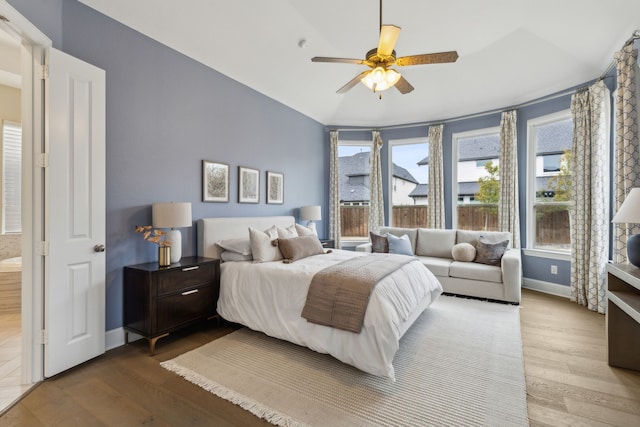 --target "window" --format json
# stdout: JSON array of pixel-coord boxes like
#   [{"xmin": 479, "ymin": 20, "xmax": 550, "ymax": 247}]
[
  {"xmin": 527, "ymin": 111, "xmax": 572, "ymax": 252},
  {"xmin": 2, "ymin": 122, "xmax": 21, "ymax": 234},
  {"xmin": 389, "ymin": 138, "xmax": 428, "ymax": 228},
  {"xmin": 452, "ymin": 128, "xmax": 500, "ymax": 231},
  {"xmin": 338, "ymin": 142, "xmax": 370, "ymax": 240}
]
